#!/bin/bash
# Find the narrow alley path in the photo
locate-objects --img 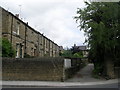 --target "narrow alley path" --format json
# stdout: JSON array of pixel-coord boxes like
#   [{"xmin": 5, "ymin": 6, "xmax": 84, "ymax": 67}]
[{"xmin": 65, "ymin": 64, "xmax": 106, "ymax": 82}]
